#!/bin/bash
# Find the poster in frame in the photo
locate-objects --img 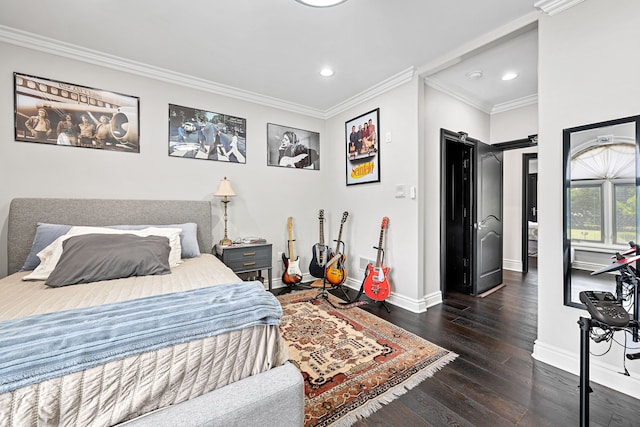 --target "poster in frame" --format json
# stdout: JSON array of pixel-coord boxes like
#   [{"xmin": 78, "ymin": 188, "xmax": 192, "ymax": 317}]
[
  {"xmin": 267, "ymin": 123, "xmax": 320, "ymax": 170},
  {"xmin": 346, "ymin": 108, "xmax": 380, "ymax": 185},
  {"xmin": 14, "ymin": 72, "xmax": 140, "ymax": 152},
  {"xmin": 168, "ymin": 104, "xmax": 246, "ymax": 163}
]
